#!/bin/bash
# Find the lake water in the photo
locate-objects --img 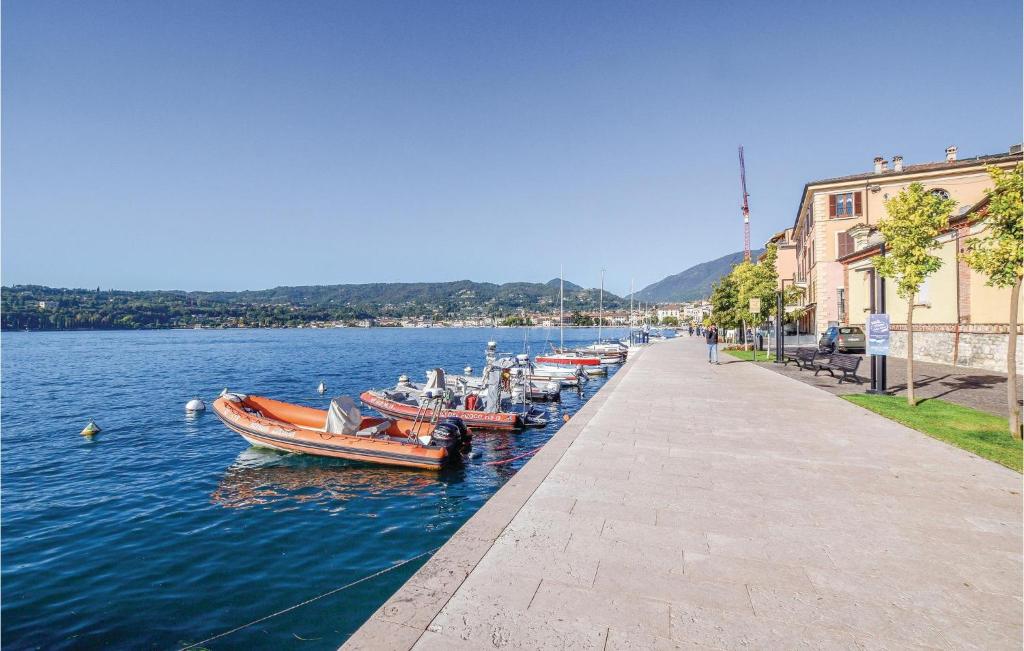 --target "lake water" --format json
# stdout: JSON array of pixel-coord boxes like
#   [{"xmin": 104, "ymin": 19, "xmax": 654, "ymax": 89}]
[{"xmin": 0, "ymin": 327, "xmax": 627, "ymax": 649}]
